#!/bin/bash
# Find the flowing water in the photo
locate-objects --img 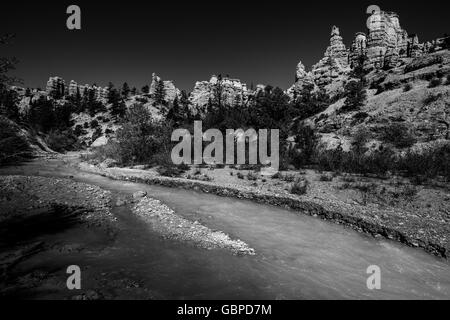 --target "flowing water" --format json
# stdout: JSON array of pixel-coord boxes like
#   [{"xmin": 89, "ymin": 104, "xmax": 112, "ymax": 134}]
[{"xmin": 2, "ymin": 157, "xmax": 450, "ymax": 299}]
